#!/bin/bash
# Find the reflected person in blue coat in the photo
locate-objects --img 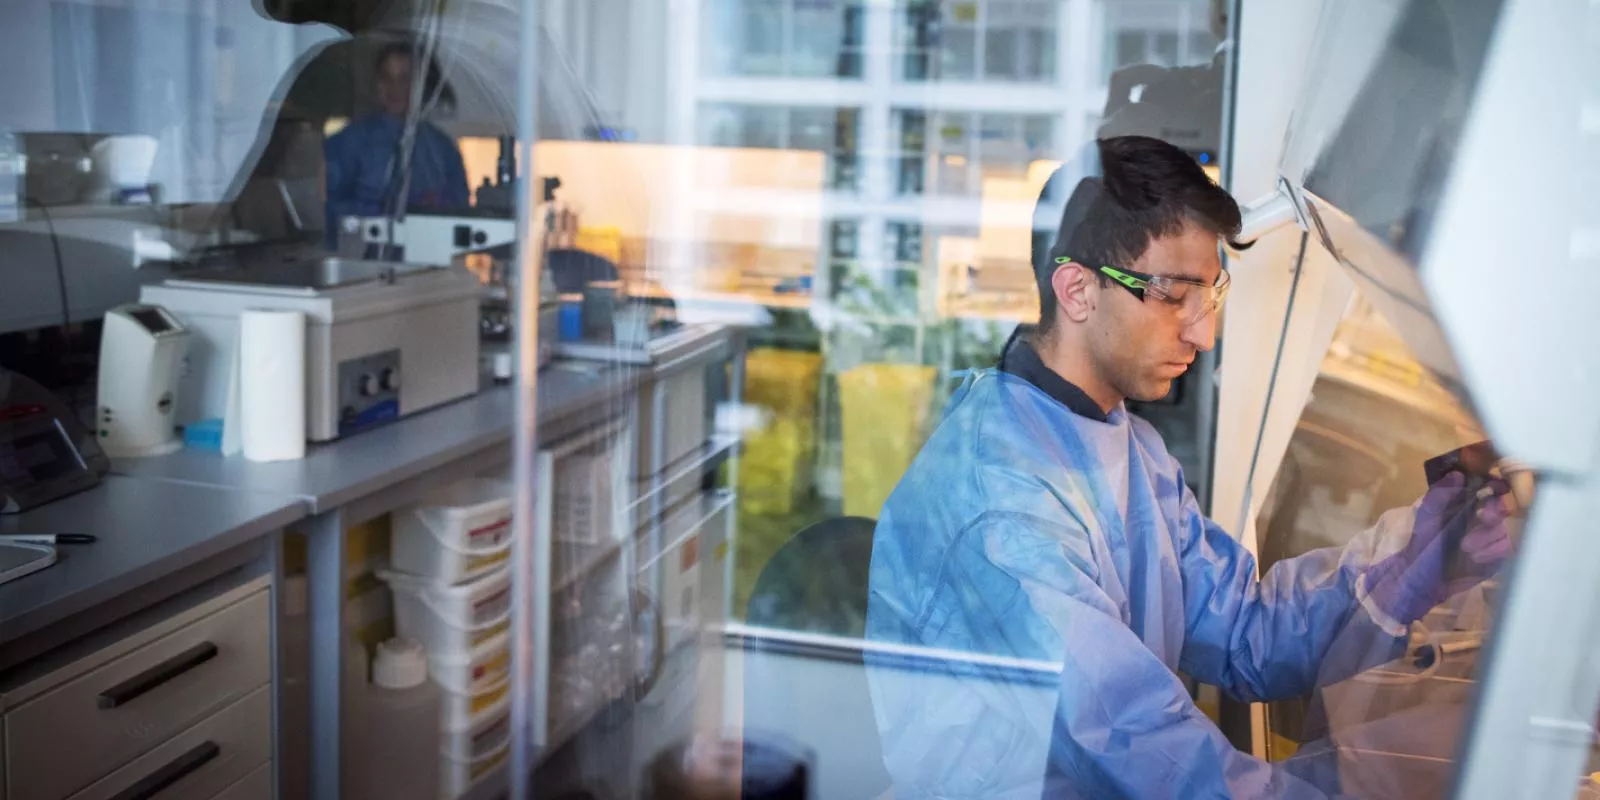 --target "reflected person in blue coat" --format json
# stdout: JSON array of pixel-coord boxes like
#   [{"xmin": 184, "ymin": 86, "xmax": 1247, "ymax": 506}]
[
  {"xmin": 324, "ymin": 42, "xmax": 468, "ymax": 248},
  {"xmin": 864, "ymin": 135, "xmax": 1513, "ymax": 799}
]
